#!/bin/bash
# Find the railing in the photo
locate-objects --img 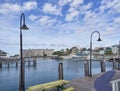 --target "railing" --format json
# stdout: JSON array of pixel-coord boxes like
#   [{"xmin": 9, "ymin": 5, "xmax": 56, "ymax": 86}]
[{"xmin": 111, "ymin": 79, "xmax": 120, "ymax": 91}]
